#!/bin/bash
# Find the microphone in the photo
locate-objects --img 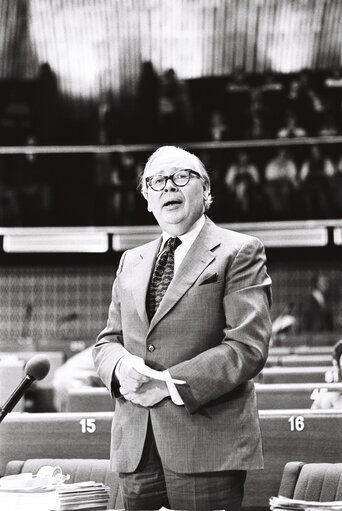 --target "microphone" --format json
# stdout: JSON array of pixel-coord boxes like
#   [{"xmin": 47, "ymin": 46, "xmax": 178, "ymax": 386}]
[{"xmin": 0, "ymin": 354, "xmax": 50, "ymax": 423}]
